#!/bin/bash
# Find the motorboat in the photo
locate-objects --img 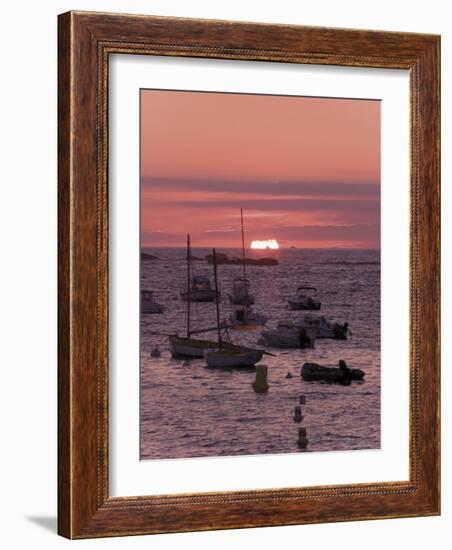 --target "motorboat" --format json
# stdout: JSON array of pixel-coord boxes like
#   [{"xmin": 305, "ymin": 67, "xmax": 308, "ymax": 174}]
[
  {"xmin": 260, "ymin": 320, "xmax": 316, "ymax": 348},
  {"xmin": 296, "ymin": 314, "xmax": 349, "ymax": 340},
  {"xmin": 301, "ymin": 361, "xmax": 364, "ymax": 382},
  {"xmin": 230, "ymin": 304, "xmax": 267, "ymax": 329},
  {"xmin": 180, "ymin": 274, "xmax": 220, "ymax": 302},
  {"xmin": 288, "ymin": 286, "xmax": 321, "ymax": 311},
  {"xmin": 141, "ymin": 290, "xmax": 164, "ymax": 314}
]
